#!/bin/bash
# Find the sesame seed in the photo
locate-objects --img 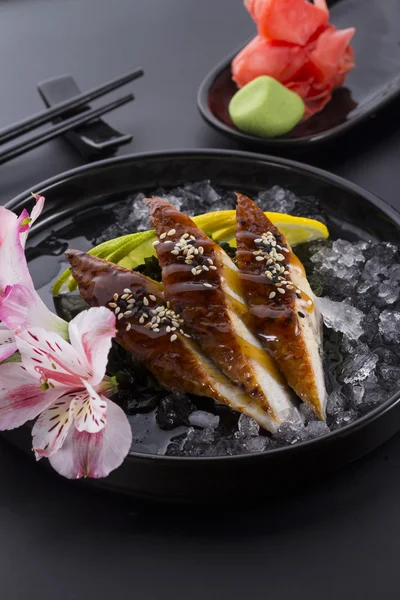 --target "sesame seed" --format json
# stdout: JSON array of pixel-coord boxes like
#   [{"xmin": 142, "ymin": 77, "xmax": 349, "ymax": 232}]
[
  {"xmin": 254, "ymin": 238, "xmax": 262, "ymax": 243},
  {"xmin": 198, "ymin": 246, "xmax": 204, "ymax": 254},
  {"xmin": 166, "ymin": 326, "xmax": 171, "ymax": 333},
  {"xmin": 160, "ymin": 232, "xmax": 167, "ymax": 240},
  {"xmin": 167, "ymin": 229, "xmax": 176, "ymax": 236},
  {"xmin": 298, "ymin": 311, "xmax": 305, "ymax": 318},
  {"xmin": 143, "ymin": 297, "xmax": 149, "ymax": 306},
  {"xmin": 172, "ymin": 320, "xmax": 180, "ymax": 328},
  {"xmin": 255, "ymin": 256, "xmax": 264, "ymax": 262},
  {"xmin": 113, "ymin": 293, "xmax": 119, "ymax": 301},
  {"xmin": 126, "ymin": 323, "xmax": 132, "ymax": 331},
  {"xmin": 117, "ymin": 313, "xmax": 124, "ymax": 320},
  {"xmin": 191, "ymin": 268, "xmax": 198, "ymax": 276},
  {"xmin": 278, "ymin": 288, "xmax": 285, "ymax": 294},
  {"xmin": 171, "ymin": 249, "xmax": 179, "ymax": 255},
  {"xmin": 121, "ymin": 294, "xmax": 129, "ymax": 300},
  {"xmin": 266, "ymin": 272, "xmax": 273, "ymax": 280},
  {"xmin": 203, "ymin": 265, "xmax": 209, "ymax": 271},
  {"xmin": 153, "ymin": 240, "xmax": 160, "ymax": 246},
  {"xmin": 144, "ymin": 322, "xmax": 152, "ymax": 329},
  {"xmin": 115, "ymin": 307, "xmax": 120, "ymax": 315},
  {"xmin": 282, "ymin": 247, "xmax": 290, "ymax": 253},
  {"xmin": 209, "ymin": 265, "xmax": 217, "ymax": 270},
  {"xmin": 203, "ymin": 283, "xmax": 213, "ymax": 288},
  {"xmin": 149, "ymin": 295, "xmax": 157, "ymax": 301},
  {"xmin": 124, "ymin": 310, "xmax": 133, "ymax": 317},
  {"xmin": 190, "ymin": 235, "xmax": 196, "ymax": 241},
  {"xmin": 184, "ymin": 333, "xmax": 191, "ymax": 338},
  {"xmin": 170, "ymin": 334, "xmax": 177, "ymax": 342},
  {"xmin": 153, "ymin": 328, "xmax": 160, "ymax": 333},
  {"xmin": 123, "ymin": 288, "xmax": 131, "ymax": 294},
  {"xmin": 287, "ymin": 285, "xmax": 294, "ymax": 290},
  {"xmin": 139, "ymin": 316, "xmax": 145, "ymax": 324},
  {"xmin": 269, "ymin": 292, "xmax": 276, "ymax": 299},
  {"xmin": 182, "ymin": 233, "xmax": 189, "ymax": 239},
  {"xmin": 108, "ymin": 302, "xmax": 117, "ymax": 308}
]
